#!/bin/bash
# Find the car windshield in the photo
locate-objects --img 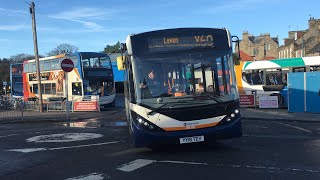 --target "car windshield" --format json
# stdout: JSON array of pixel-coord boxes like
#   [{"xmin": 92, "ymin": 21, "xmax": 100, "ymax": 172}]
[{"xmin": 132, "ymin": 50, "xmax": 238, "ymax": 109}]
